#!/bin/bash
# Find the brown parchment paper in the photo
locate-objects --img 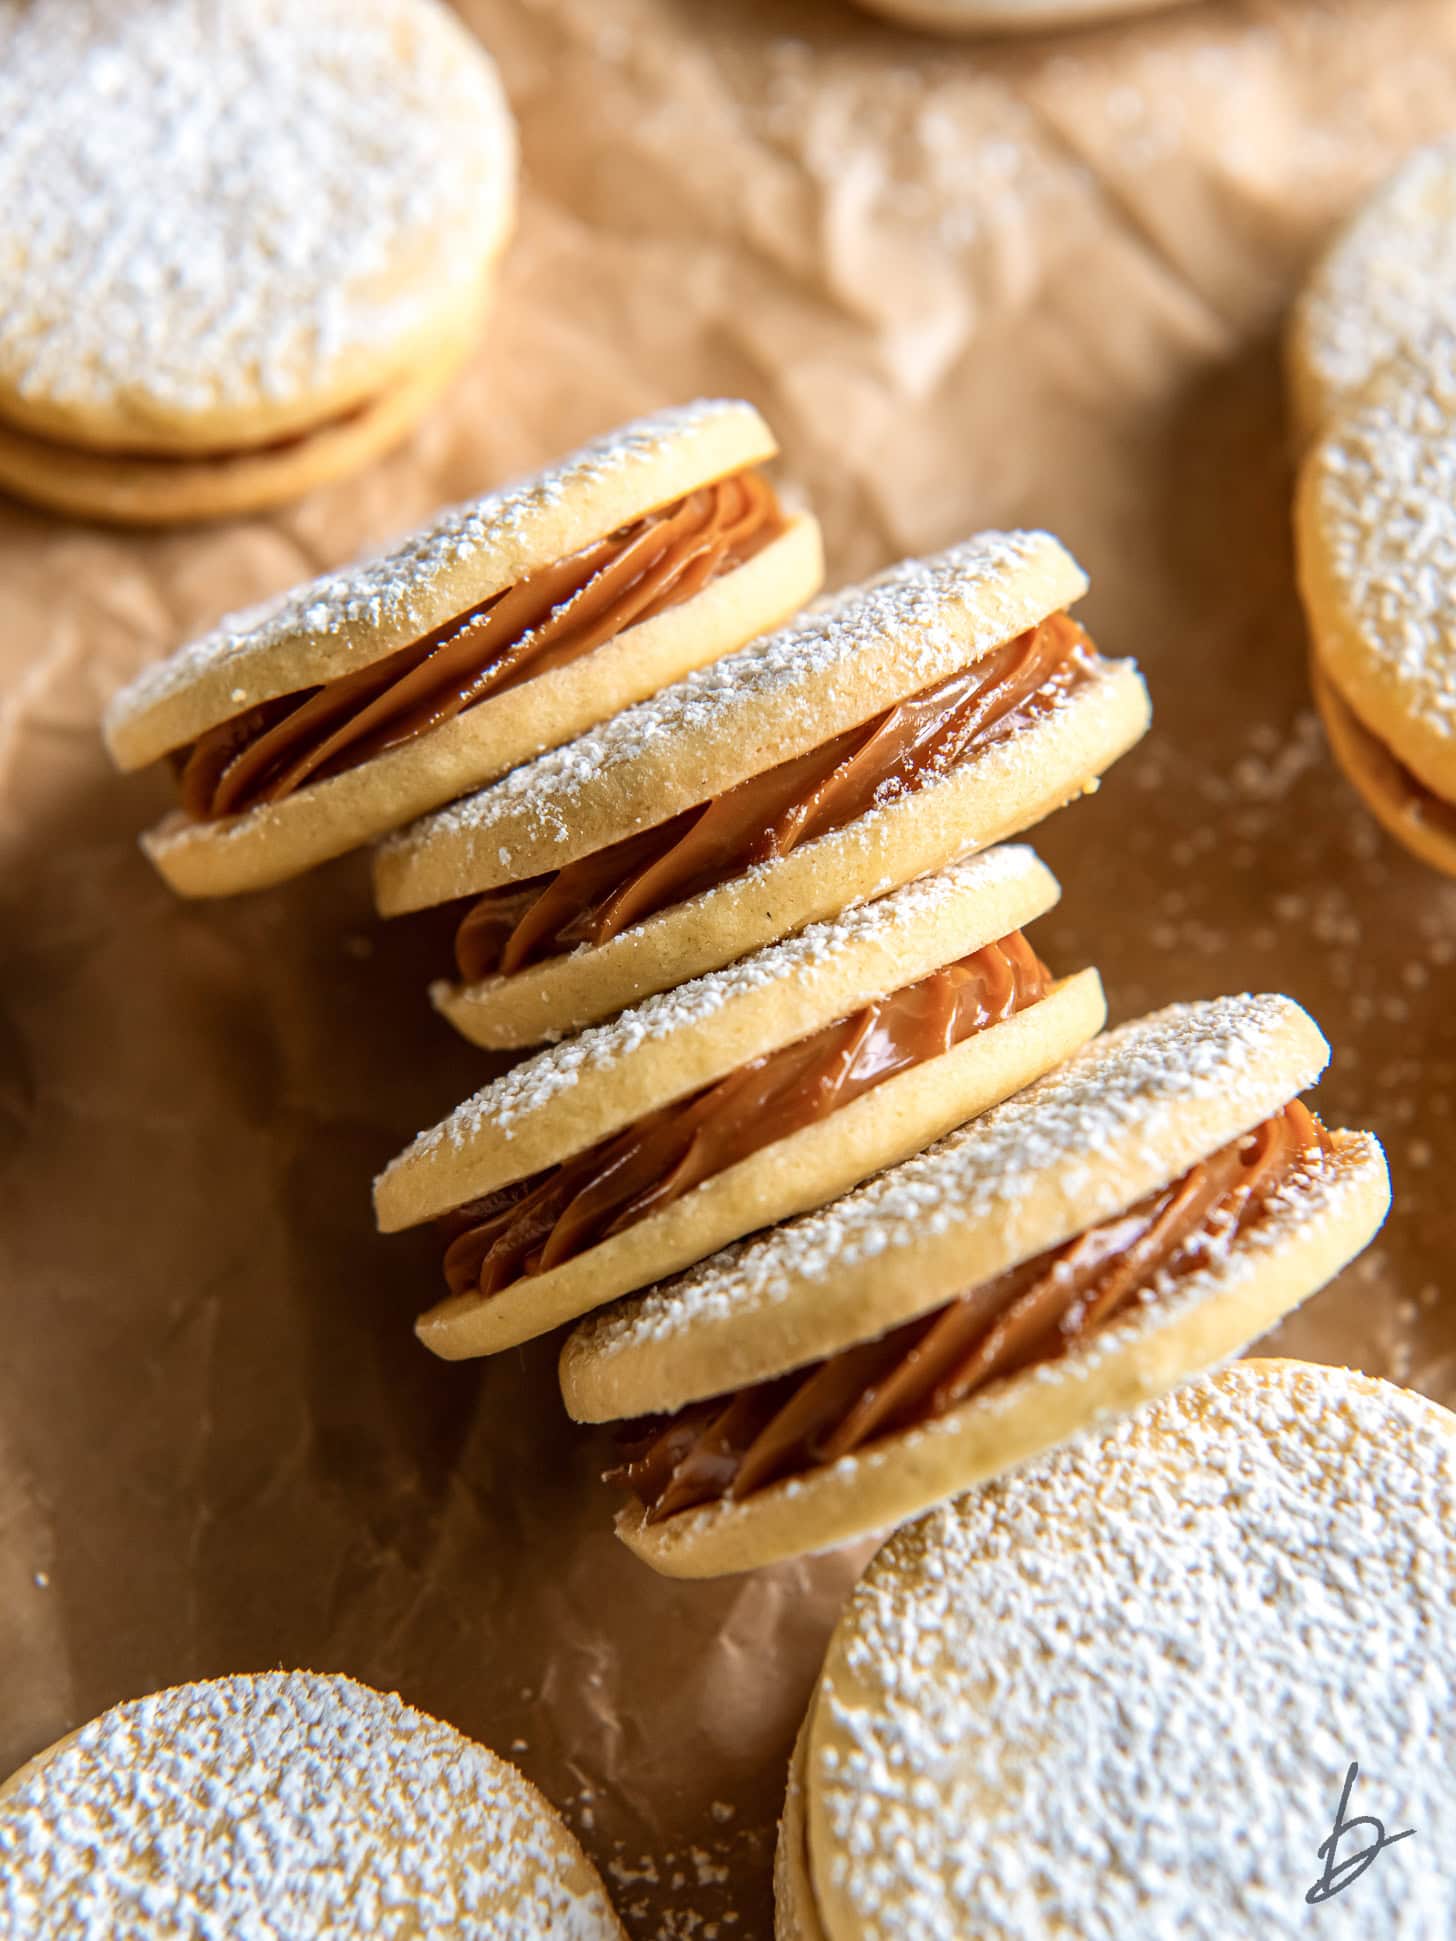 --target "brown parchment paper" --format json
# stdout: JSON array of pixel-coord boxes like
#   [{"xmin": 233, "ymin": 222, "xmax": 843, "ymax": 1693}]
[{"xmin": 3, "ymin": 1, "xmax": 1456, "ymax": 1932}]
